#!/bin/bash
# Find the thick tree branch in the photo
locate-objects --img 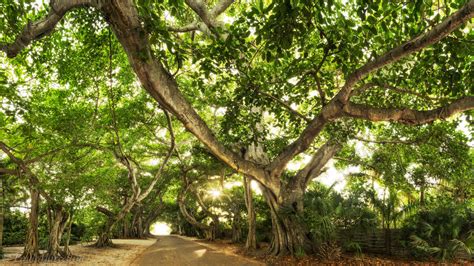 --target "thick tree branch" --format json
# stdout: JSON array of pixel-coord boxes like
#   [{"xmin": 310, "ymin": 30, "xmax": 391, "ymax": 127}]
[
  {"xmin": 96, "ymin": 206, "xmax": 115, "ymax": 219},
  {"xmin": 101, "ymin": 1, "xmax": 272, "ymax": 190},
  {"xmin": 137, "ymin": 110, "xmax": 175, "ymax": 202},
  {"xmin": 0, "ymin": 0, "xmax": 103, "ymax": 58},
  {"xmin": 178, "ymin": 182, "xmax": 211, "ymax": 230},
  {"xmin": 185, "ymin": 0, "xmax": 213, "ymax": 26},
  {"xmin": 268, "ymin": 114, "xmax": 335, "ymax": 179},
  {"xmin": 343, "ymin": 96, "xmax": 474, "ymax": 125},
  {"xmin": 0, "ymin": 141, "xmax": 53, "ymax": 203},
  {"xmin": 3, "ymin": 0, "xmax": 472, "ymax": 197},
  {"xmin": 209, "ymin": 0, "xmax": 235, "ymax": 17},
  {"xmin": 295, "ymin": 141, "xmax": 342, "ymax": 188},
  {"xmin": 168, "ymin": 22, "xmax": 199, "ymax": 32},
  {"xmin": 171, "ymin": 0, "xmax": 234, "ymax": 33},
  {"xmin": 268, "ymin": 1, "xmax": 474, "ymax": 177},
  {"xmin": 337, "ymin": 0, "xmax": 474, "ymax": 102},
  {"xmin": 0, "ymin": 168, "xmax": 18, "ymax": 175}
]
